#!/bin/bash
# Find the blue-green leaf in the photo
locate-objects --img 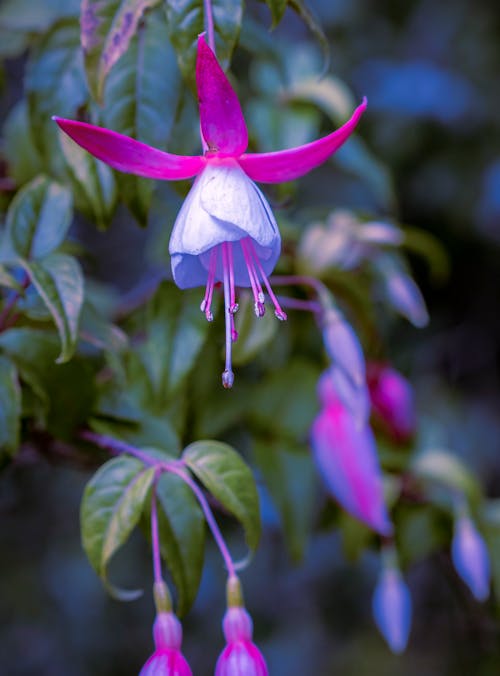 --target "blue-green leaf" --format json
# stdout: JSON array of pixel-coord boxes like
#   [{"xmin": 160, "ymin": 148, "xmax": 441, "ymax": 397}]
[
  {"xmin": 101, "ymin": 6, "xmax": 181, "ymax": 224},
  {"xmin": 81, "ymin": 0, "xmax": 160, "ymax": 102},
  {"xmin": 21, "ymin": 253, "xmax": 84, "ymax": 363},
  {"xmin": 0, "ymin": 355, "xmax": 21, "ymax": 458},
  {"xmin": 26, "ymin": 21, "xmax": 88, "ymax": 175},
  {"xmin": 183, "ymin": 440, "xmax": 261, "ymax": 551},
  {"xmin": 5, "ymin": 176, "xmax": 73, "ymax": 260},
  {"xmin": 81, "ymin": 455, "xmax": 156, "ymax": 599},
  {"xmin": 0, "ymin": 0, "xmax": 80, "ymax": 33},
  {"xmin": 2, "ymin": 100, "xmax": 44, "ymax": 185}
]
